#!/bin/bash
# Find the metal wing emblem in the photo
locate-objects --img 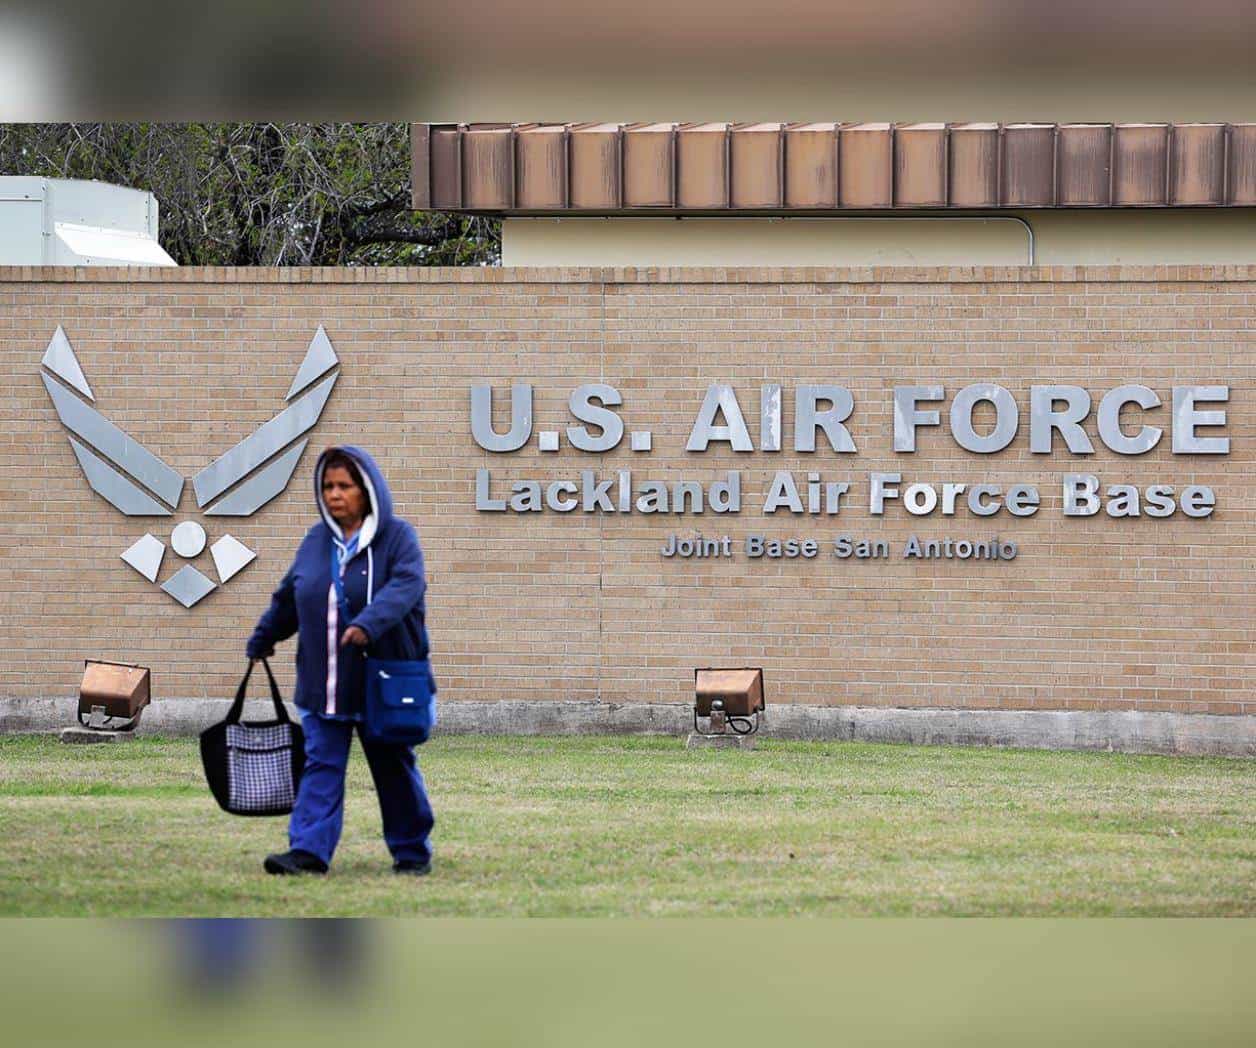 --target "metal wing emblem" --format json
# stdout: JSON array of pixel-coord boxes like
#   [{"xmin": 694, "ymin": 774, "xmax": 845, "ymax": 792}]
[
  {"xmin": 41, "ymin": 326, "xmax": 339, "ymax": 518},
  {"xmin": 42, "ymin": 327, "xmax": 340, "ymax": 608},
  {"xmin": 193, "ymin": 327, "xmax": 340, "ymax": 515},
  {"xmin": 41, "ymin": 327, "xmax": 183, "ymax": 514}
]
